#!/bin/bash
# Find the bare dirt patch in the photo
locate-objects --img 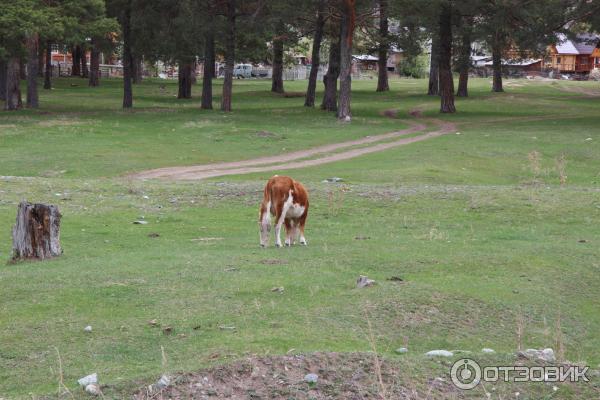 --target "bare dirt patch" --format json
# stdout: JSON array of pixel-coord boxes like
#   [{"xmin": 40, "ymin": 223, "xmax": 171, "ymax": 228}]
[{"xmin": 133, "ymin": 352, "xmax": 458, "ymax": 399}]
